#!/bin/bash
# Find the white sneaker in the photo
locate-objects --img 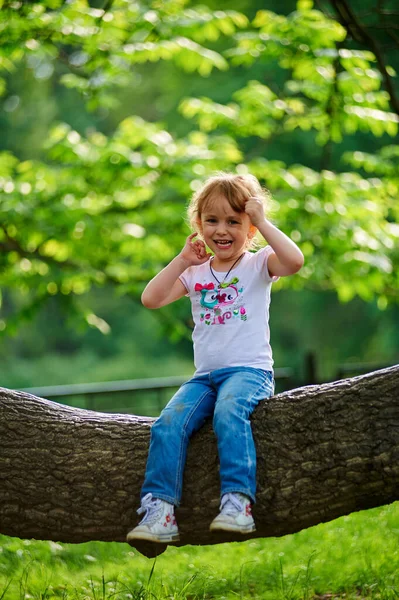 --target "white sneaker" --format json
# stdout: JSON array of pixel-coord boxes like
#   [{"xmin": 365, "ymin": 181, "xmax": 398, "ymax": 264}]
[
  {"xmin": 209, "ymin": 493, "xmax": 256, "ymax": 534},
  {"xmin": 126, "ymin": 493, "xmax": 179, "ymax": 543}
]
